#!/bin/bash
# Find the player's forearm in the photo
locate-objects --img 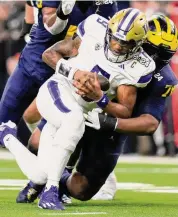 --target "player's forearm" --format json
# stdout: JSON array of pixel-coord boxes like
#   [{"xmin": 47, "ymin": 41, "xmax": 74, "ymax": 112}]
[
  {"xmin": 42, "ymin": 46, "xmax": 63, "ymax": 70},
  {"xmin": 42, "ymin": 37, "xmax": 80, "ymax": 70},
  {"xmin": 103, "ymin": 101, "xmax": 132, "ymax": 119},
  {"xmin": 25, "ymin": 3, "xmax": 34, "ymax": 24},
  {"xmin": 116, "ymin": 114, "xmax": 159, "ymax": 135}
]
